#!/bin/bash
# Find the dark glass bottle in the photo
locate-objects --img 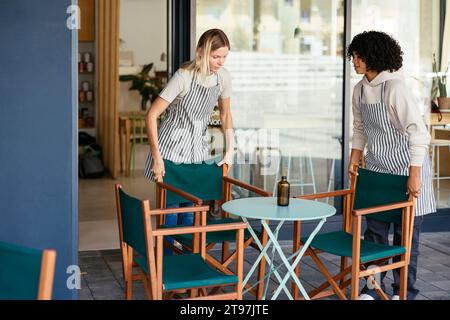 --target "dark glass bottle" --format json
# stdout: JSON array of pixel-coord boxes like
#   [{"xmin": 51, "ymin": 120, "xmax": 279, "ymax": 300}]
[{"xmin": 277, "ymin": 176, "xmax": 290, "ymax": 206}]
